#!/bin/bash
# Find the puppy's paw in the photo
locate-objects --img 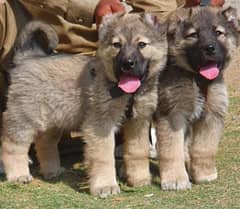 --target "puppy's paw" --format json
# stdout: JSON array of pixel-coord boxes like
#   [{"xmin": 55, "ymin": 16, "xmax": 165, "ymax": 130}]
[
  {"xmin": 127, "ymin": 177, "xmax": 151, "ymax": 187},
  {"xmin": 43, "ymin": 166, "xmax": 65, "ymax": 180},
  {"xmin": 193, "ymin": 172, "xmax": 217, "ymax": 184},
  {"xmin": 161, "ymin": 179, "xmax": 191, "ymax": 191},
  {"xmin": 125, "ymin": 166, "xmax": 151, "ymax": 187},
  {"xmin": 91, "ymin": 184, "xmax": 120, "ymax": 198},
  {"xmin": 191, "ymin": 165, "xmax": 217, "ymax": 184},
  {"xmin": 160, "ymin": 169, "xmax": 191, "ymax": 191},
  {"xmin": 8, "ymin": 174, "xmax": 33, "ymax": 183}
]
